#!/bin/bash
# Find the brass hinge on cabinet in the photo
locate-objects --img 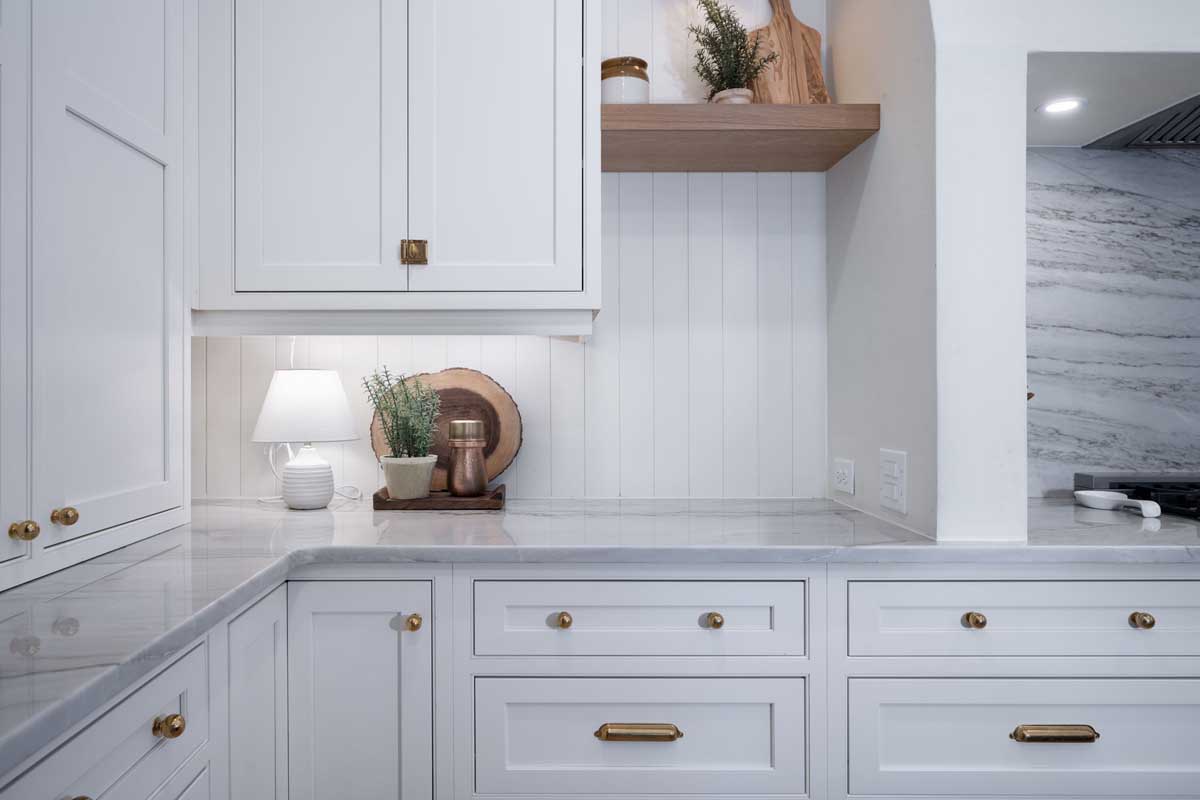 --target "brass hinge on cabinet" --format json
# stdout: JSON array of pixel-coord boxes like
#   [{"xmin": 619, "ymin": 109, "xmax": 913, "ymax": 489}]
[{"xmin": 400, "ymin": 239, "xmax": 428, "ymax": 265}]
